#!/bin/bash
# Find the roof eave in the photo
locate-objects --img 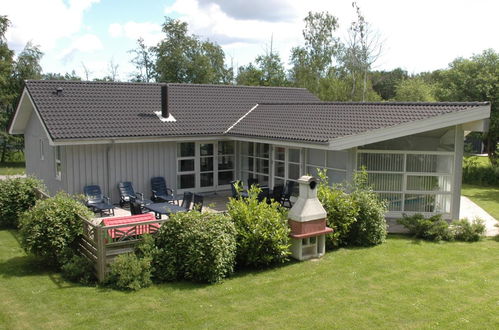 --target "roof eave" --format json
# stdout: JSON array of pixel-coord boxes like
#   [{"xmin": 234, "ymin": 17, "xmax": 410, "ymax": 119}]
[{"xmin": 328, "ymin": 104, "xmax": 491, "ymax": 150}]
